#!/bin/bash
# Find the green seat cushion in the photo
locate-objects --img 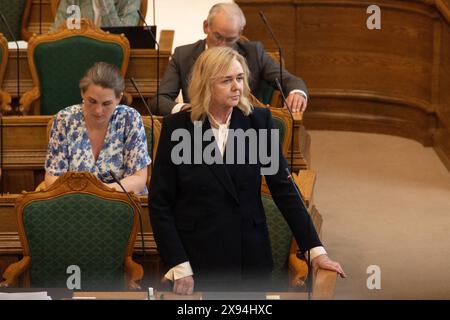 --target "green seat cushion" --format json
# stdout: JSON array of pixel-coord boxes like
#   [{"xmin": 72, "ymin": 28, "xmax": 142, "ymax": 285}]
[{"xmin": 261, "ymin": 194, "xmax": 292, "ymax": 285}]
